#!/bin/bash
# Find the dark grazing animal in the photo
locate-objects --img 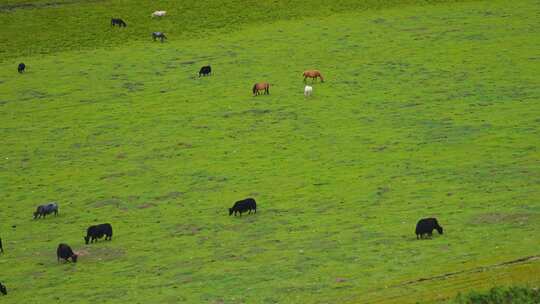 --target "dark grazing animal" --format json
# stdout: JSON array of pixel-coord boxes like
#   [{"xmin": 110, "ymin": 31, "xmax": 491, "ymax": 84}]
[
  {"xmin": 111, "ymin": 18, "xmax": 127, "ymax": 27},
  {"xmin": 57, "ymin": 243, "xmax": 78, "ymax": 263},
  {"xmin": 252, "ymin": 82, "xmax": 270, "ymax": 96},
  {"xmin": 152, "ymin": 32, "xmax": 167, "ymax": 42},
  {"xmin": 33, "ymin": 202, "xmax": 58, "ymax": 219},
  {"xmin": 0, "ymin": 282, "xmax": 6, "ymax": 295},
  {"xmin": 415, "ymin": 217, "xmax": 444, "ymax": 239},
  {"xmin": 18, "ymin": 63, "xmax": 25, "ymax": 73},
  {"xmin": 199, "ymin": 65, "xmax": 212, "ymax": 77},
  {"xmin": 84, "ymin": 223, "xmax": 113, "ymax": 244},
  {"xmin": 0, "ymin": 237, "xmax": 3, "ymax": 253},
  {"xmin": 229, "ymin": 198, "xmax": 257, "ymax": 216}
]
